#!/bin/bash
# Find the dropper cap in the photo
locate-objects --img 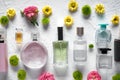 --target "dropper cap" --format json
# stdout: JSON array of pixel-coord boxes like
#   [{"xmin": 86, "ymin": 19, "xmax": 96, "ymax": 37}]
[
  {"xmin": 77, "ymin": 27, "xmax": 84, "ymax": 36},
  {"xmin": 58, "ymin": 27, "xmax": 63, "ymax": 40},
  {"xmin": 99, "ymin": 24, "xmax": 108, "ymax": 30},
  {"xmin": 99, "ymin": 48, "xmax": 111, "ymax": 54}
]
